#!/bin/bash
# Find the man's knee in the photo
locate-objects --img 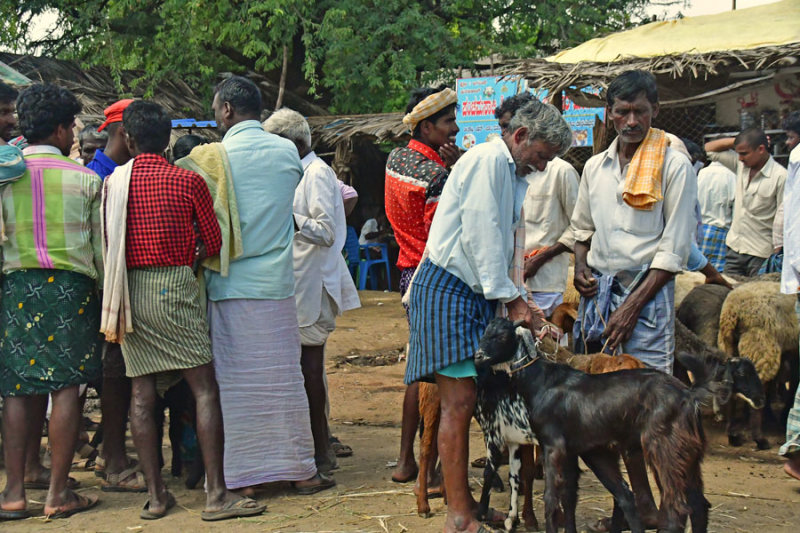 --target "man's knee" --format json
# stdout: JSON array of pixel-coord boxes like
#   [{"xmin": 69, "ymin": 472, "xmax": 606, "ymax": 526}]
[{"xmin": 436, "ymin": 378, "xmax": 476, "ymax": 419}]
